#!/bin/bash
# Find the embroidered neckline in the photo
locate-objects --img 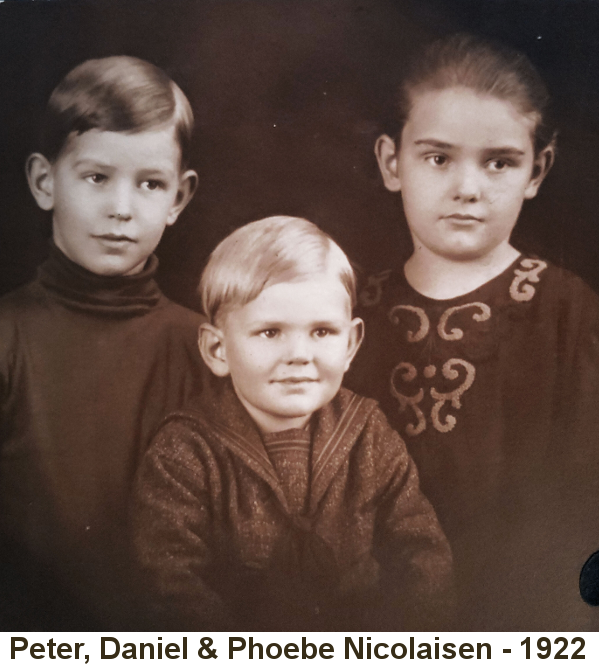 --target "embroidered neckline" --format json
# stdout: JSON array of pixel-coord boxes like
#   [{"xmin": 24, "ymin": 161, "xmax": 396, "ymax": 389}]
[
  {"xmin": 384, "ymin": 256, "xmax": 549, "ymax": 438},
  {"xmin": 400, "ymin": 254, "xmax": 526, "ymax": 306}
]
